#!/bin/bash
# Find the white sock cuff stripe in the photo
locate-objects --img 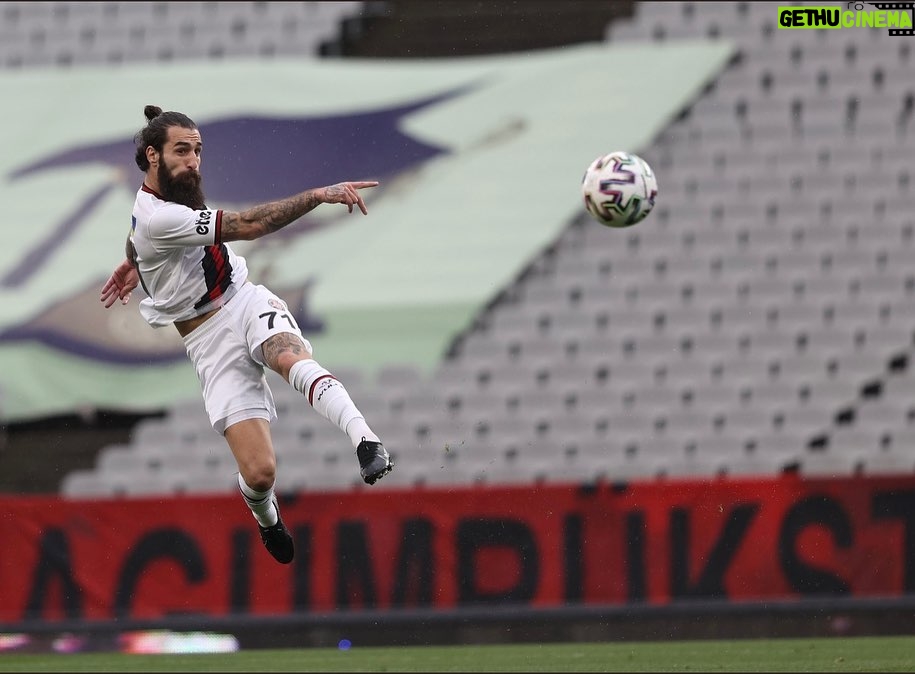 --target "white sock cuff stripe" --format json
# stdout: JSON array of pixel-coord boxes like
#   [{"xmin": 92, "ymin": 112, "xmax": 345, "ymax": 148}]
[
  {"xmin": 308, "ymin": 374, "xmax": 339, "ymax": 406},
  {"xmin": 289, "ymin": 359, "xmax": 338, "ymax": 403},
  {"xmin": 237, "ymin": 473, "xmax": 273, "ymax": 502}
]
